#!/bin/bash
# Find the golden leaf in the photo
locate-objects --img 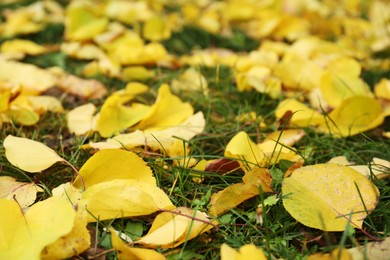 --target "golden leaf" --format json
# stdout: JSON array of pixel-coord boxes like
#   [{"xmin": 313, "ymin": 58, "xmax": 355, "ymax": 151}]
[
  {"xmin": 282, "ymin": 164, "xmax": 379, "ymax": 231},
  {"xmin": 0, "ymin": 176, "xmax": 43, "ymax": 208},
  {"xmin": 221, "ymin": 244, "xmax": 267, "ymax": 260}
]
